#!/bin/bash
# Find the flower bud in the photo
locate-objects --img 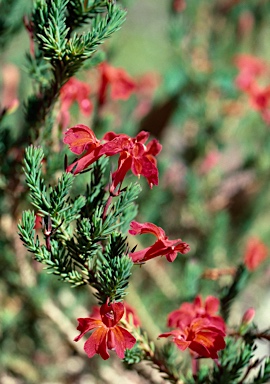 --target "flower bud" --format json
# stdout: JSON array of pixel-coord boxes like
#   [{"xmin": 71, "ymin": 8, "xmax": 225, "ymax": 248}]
[
  {"xmin": 241, "ymin": 307, "xmax": 255, "ymax": 326},
  {"xmin": 172, "ymin": 0, "xmax": 186, "ymax": 13},
  {"xmin": 239, "ymin": 308, "xmax": 255, "ymax": 335}
]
